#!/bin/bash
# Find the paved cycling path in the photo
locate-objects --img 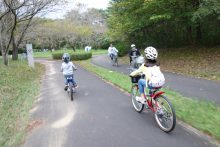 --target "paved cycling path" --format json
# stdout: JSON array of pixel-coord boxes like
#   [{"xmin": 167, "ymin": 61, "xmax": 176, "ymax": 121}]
[
  {"xmin": 91, "ymin": 54, "xmax": 220, "ymax": 105},
  {"xmin": 22, "ymin": 59, "xmax": 216, "ymax": 147}
]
